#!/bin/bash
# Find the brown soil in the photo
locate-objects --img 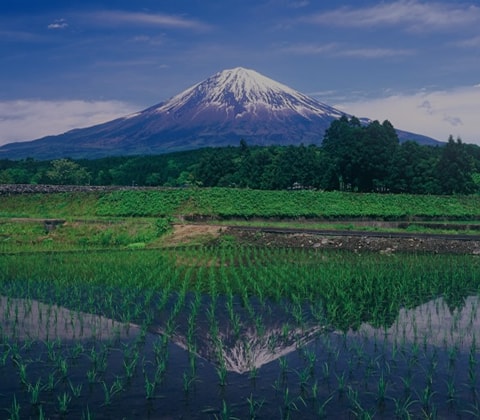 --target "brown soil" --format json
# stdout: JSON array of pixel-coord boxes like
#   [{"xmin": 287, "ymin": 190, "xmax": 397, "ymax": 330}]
[
  {"xmin": 162, "ymin": 224, "xmax": 226, "ymax": 247},
  {"xmin": 226, "ymin": 227, "xmax": 480, "ymax": 255}
]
